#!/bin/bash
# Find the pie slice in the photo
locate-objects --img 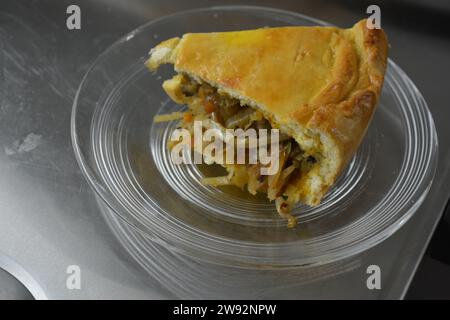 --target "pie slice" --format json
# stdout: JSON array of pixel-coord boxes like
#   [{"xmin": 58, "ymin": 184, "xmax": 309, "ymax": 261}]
[{"xmin": 146, "ymin": 19, "xmax": 388, "ymax": 227}]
